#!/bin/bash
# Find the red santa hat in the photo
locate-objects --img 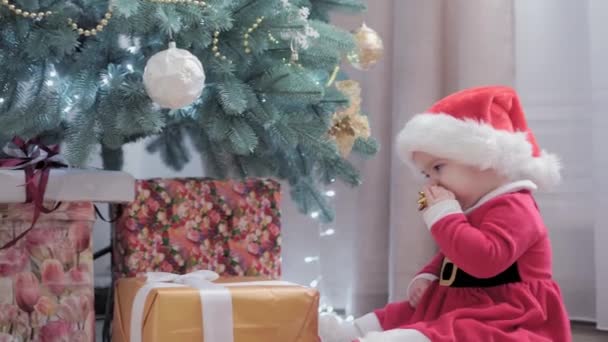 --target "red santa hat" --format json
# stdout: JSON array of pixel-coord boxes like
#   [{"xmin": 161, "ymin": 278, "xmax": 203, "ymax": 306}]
[{"xmin": 396, "ymin": 85, "xmax": 561, "ymax": 189}]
